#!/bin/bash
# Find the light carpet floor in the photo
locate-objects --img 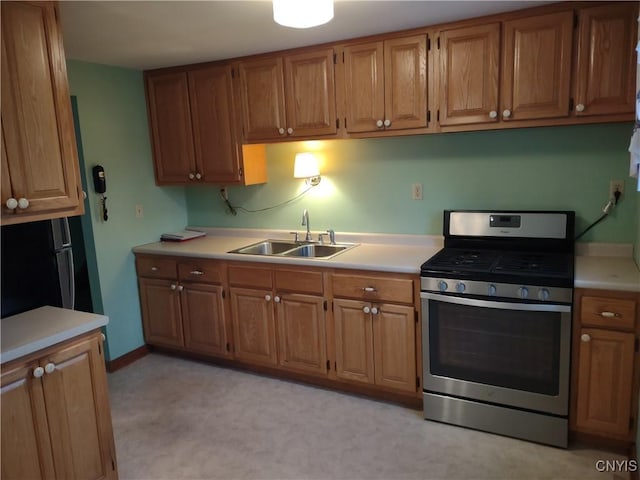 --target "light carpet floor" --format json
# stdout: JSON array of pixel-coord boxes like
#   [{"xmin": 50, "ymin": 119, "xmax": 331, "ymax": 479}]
[{"xmin": 108, "ymin": 354, "xmax": 631, "ymax": 480}]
